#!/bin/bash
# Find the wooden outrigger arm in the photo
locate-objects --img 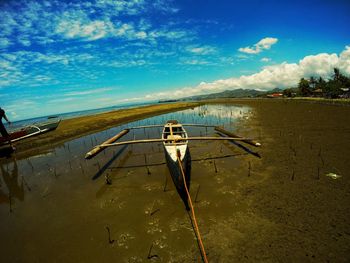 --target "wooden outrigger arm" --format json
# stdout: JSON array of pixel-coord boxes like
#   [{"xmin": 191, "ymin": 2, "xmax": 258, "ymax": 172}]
[
  {"xmin": 215, "ymin": 126, "xmax": 261, "ymax": 147},
  {"xmin": 85, "ymin": 136, "xmax": 258, "ymax": 159},
  {"xmin": 128, "ymin": 123, "xmax": 217, "ymax": 130},
  {"xmin": 11, "ymin": 126, "xmax": 50, "ymax": 143},
  {"xmin": 85, "ymin": 124, "xmax": 261, "ymax": 160},
  {"xmin": 85, "ymin": 129, "xmax": 130, "ymax": 159}
]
